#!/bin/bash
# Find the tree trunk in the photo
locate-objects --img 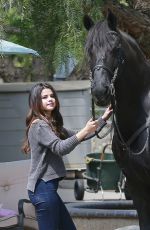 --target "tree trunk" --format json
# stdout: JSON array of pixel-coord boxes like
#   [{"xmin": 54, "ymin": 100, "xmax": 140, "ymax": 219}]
[
  {"xmin": 69, "ymin": 0, "xmax": 150, "ymax": 80},
  {"xmin": 0, "ymin": 57, "xmax": 49, "ymax": 82},
  {"xmin": 102, "ymin": 0, "xmax": 150, "ymax": 59}
]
